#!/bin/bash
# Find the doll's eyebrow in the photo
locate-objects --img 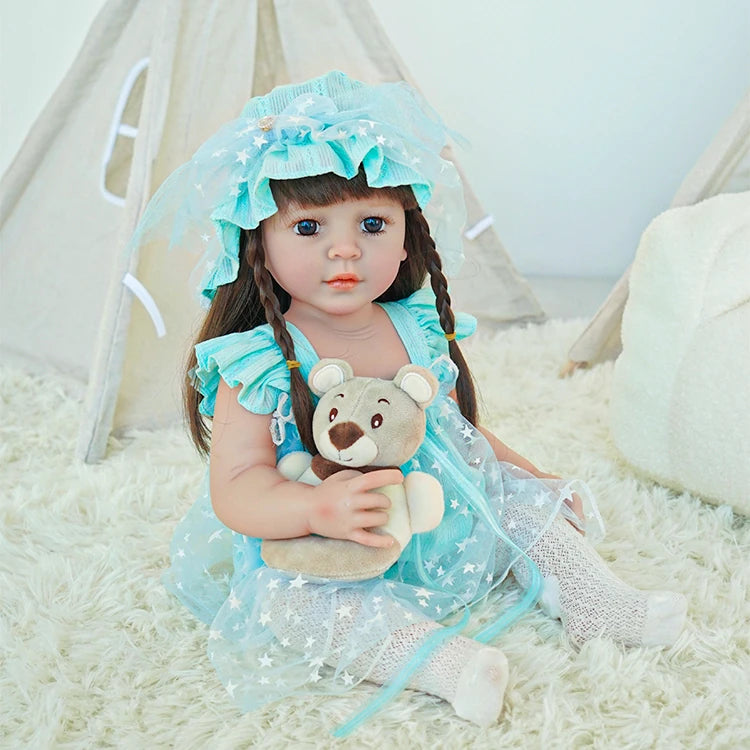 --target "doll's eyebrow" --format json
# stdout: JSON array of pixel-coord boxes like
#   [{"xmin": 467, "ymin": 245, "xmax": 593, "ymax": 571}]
[{"xmin": 378, "ymin": 398, "xmax": 390, "ymax": 404}]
